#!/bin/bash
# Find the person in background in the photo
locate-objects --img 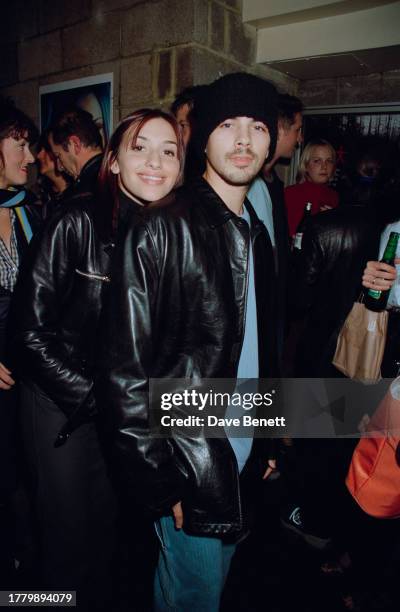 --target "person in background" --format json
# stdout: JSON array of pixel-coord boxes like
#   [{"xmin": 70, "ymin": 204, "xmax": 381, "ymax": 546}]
[
  {"xmin": 32, "ymin": 129, "xmax": 71, "ymax": 220},
  {"xmin": 48, "ymin": 107, "xmax": 103, "ymax": 199},
  {"xmin": 247, "ymin": 93, "xmax": 303, "ymax": 364},
  {"xmin": 281, "ymin": 181, "xmax": 383, "ymax": 608},
  {"xmin": 11, "ymin": 110, "xmax": 109, "ymax": 610},
  {"xmin": 362, "ymin": 174, "xmax": 400, "ymax": 378},
  {"xmin": 0, "ymin": 97, "xmax": 38, "ymax": 584},
  {"xmin": 353, "ymin": 178, "xmax": 400, "ymax": 610},
  {"xmin": 170, "ymin": 85, "xmax": 202, "ymax": 147},
  {"xmin": 285, "ymin": 138, "xmax": 338, "ymax": 237},
  {"xmin": 338, "ymin": 150, "xmax": 383, "ymax": 210},
  {"xmin": 12, "ymin": 108, "xmax": 184, "ymax": 611},
  {"xmin": 171, "ymin": 85, "xmax": 205, "ymax": 179}
]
